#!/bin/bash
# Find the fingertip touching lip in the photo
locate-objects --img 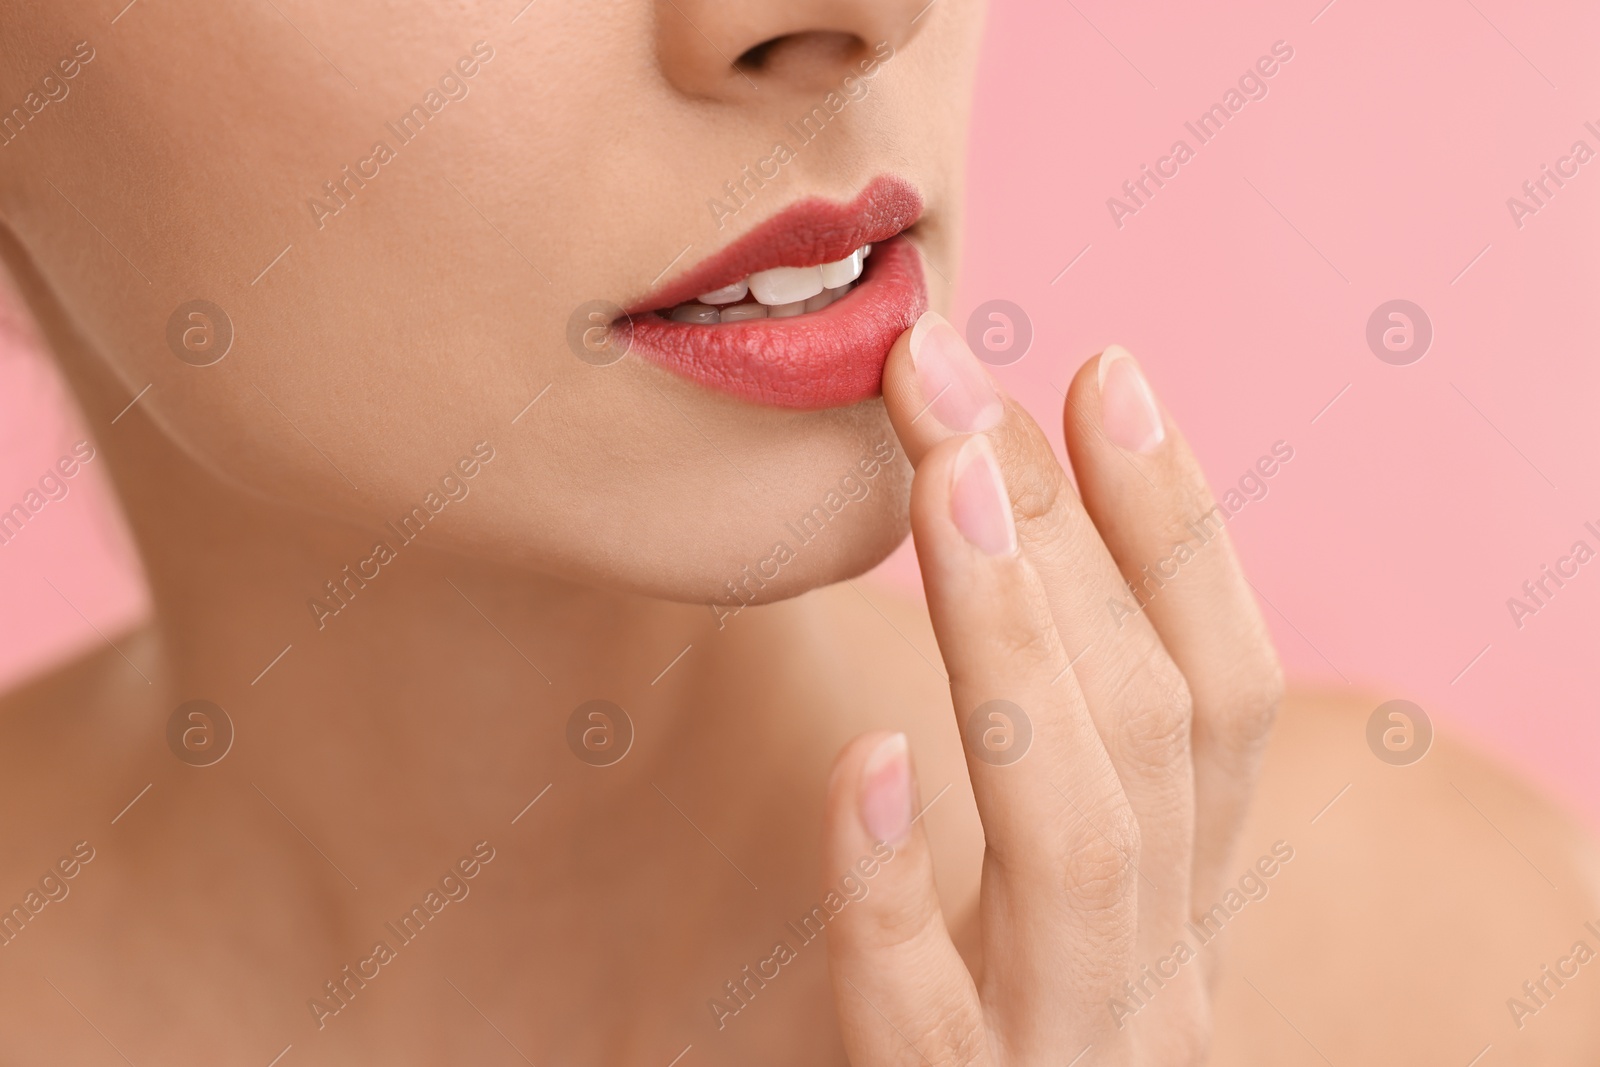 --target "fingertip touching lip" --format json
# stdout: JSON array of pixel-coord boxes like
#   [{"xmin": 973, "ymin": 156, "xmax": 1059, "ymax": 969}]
[
  {"xmin": 621, "ymin": 175, "xmax": 929, "ymax": 410},
  {"xmin": 628, "ymin": 237, "xmax": 926, "ymax": 409}
]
